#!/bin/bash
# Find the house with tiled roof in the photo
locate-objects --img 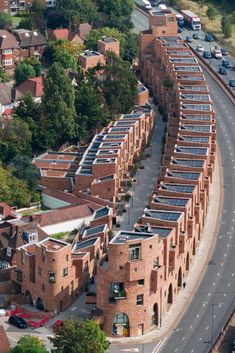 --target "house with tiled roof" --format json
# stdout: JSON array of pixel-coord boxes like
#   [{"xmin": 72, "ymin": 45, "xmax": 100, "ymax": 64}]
[
  {"xmin": 15, "ymin": 77, "xmax": 44, "ymax": 102},
  {"xmin": 0, "ymin": 30, "xmax": 19, "ymax": 70},
  {"xmin": 13, "ymin": 29, "xmax": 47, "ymax": 59},
  {"xmin": 47, "ymin": 28, "xmax": 83, "ymax": 45}
]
